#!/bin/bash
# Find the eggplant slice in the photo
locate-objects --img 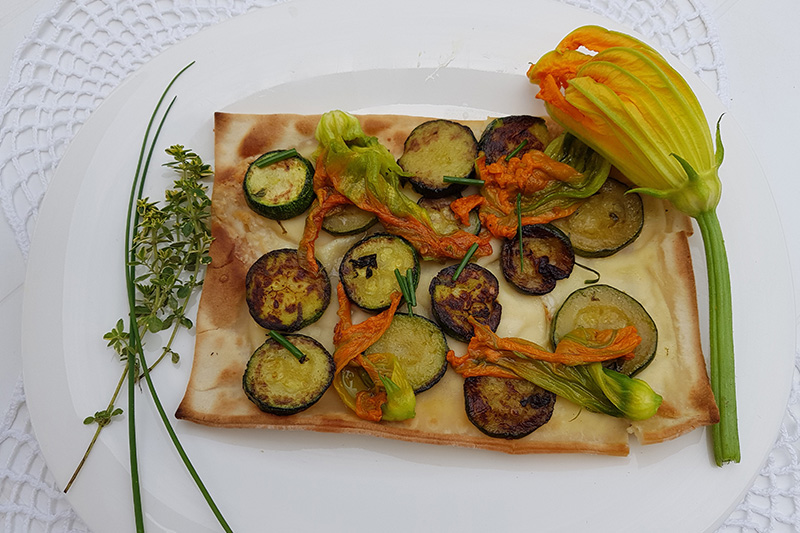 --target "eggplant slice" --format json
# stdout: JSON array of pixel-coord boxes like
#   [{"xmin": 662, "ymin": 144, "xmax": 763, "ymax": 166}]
[
  {"xmin": 245, "ymin": 249, "xmax": 331, "ymax": 332},
  {"xmin": 501, "ymin": 224, "xmax": 574, "ymax": 295},
  {"xmin": 429, "ymin": 262, "xmax": 502, "ymax": 342},
  {"xmin": 464, "ymin": 376, "xmax": 556, "ymax": 439},
  {"xmin": 478, "ymin": 115, "xmax": 551, "ymax": 164}
]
